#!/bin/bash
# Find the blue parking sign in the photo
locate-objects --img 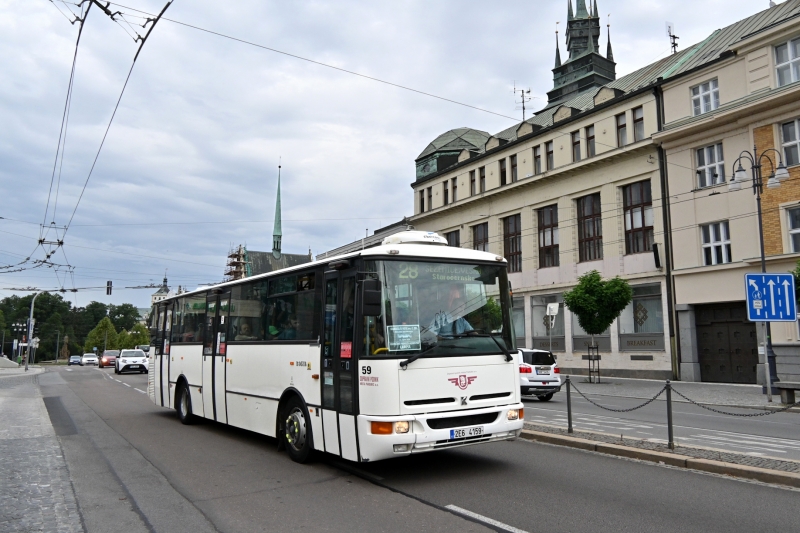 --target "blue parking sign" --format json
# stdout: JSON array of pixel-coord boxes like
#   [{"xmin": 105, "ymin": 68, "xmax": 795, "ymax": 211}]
[{"xmin": 745, "ymin": 273, "xmax": 797, "ymax": 322}]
